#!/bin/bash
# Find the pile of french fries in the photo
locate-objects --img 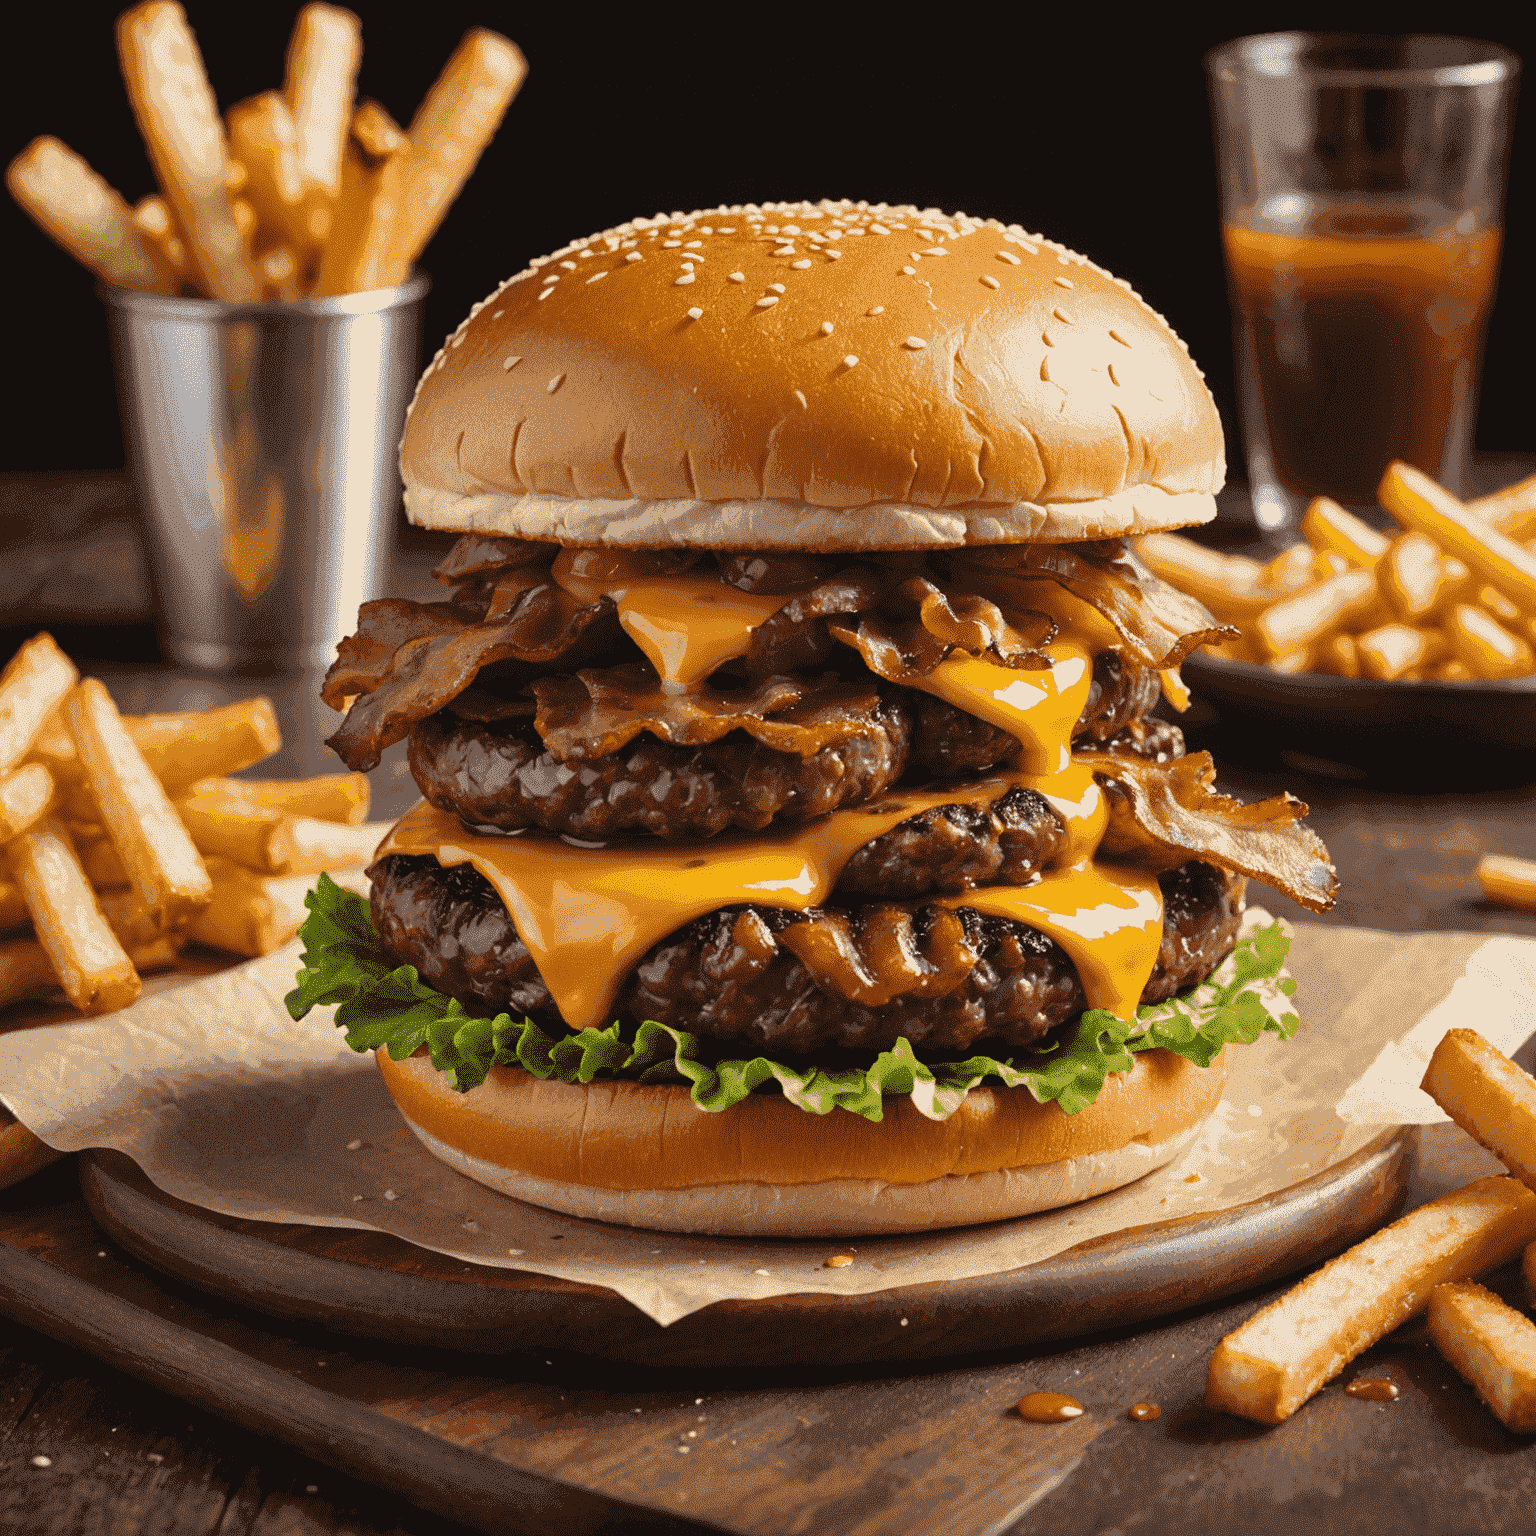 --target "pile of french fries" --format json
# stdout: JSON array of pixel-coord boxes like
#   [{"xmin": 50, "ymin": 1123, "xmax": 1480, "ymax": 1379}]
[
  {"xmin": 5, "ymin": 3, "xmax": 525, "ymax": 301},
  {"xmin": 1140, "ymin": 464, "xmax": 1536, "ymax": 682},
  {"xmin": 1207, "ymin": 1026, "xmax": 1536, "ymax": 1433},
  {"xmin": 0, "ymin": 633, "xmax": 385, "ymax": 1017}
]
